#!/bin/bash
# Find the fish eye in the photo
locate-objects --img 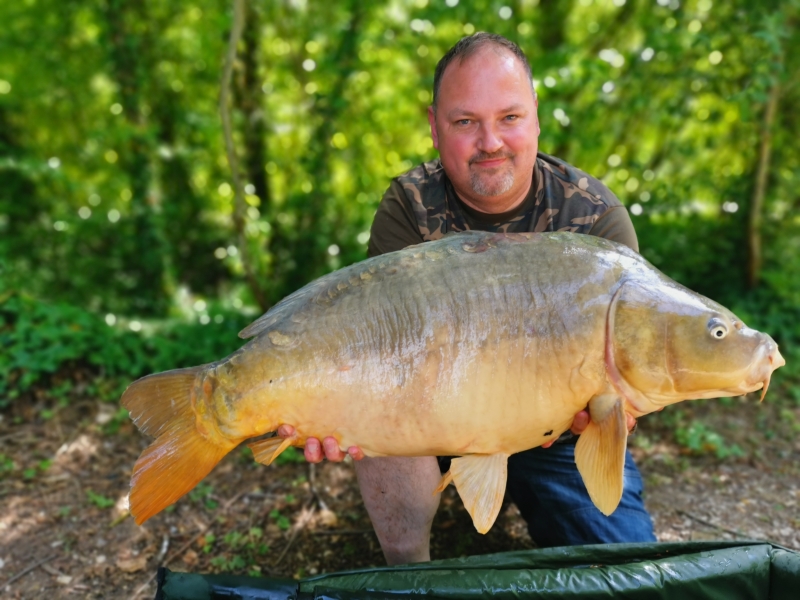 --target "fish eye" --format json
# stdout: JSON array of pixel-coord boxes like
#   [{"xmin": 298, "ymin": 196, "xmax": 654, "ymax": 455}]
[{"xmin": 708, "ymin": 318, "xmax": 729, "ymax": 340}]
